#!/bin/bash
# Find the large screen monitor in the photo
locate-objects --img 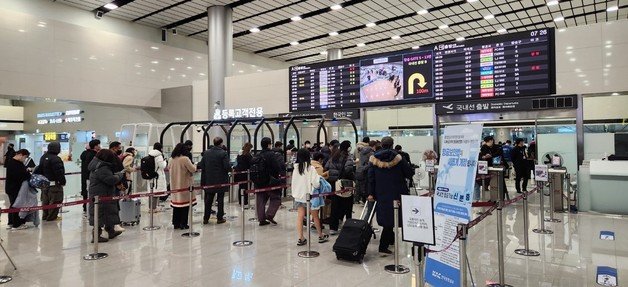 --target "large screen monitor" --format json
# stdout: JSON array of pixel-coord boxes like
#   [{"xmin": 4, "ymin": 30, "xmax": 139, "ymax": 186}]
[{"xmin": 289, "ymin": 28, "xmax": 555, "ymax": 112}]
